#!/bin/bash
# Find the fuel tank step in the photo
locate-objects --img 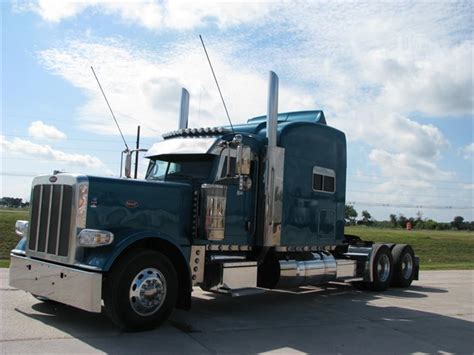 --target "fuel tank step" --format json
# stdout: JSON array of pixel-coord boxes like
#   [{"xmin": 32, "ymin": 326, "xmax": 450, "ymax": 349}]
[
  {"xmin": 210, "ymin": 261, "xmax": 259, "ymax": 295},
  {"xmin": 215, "ymin": 287, "xmax": 266, "ymax": 297}
]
